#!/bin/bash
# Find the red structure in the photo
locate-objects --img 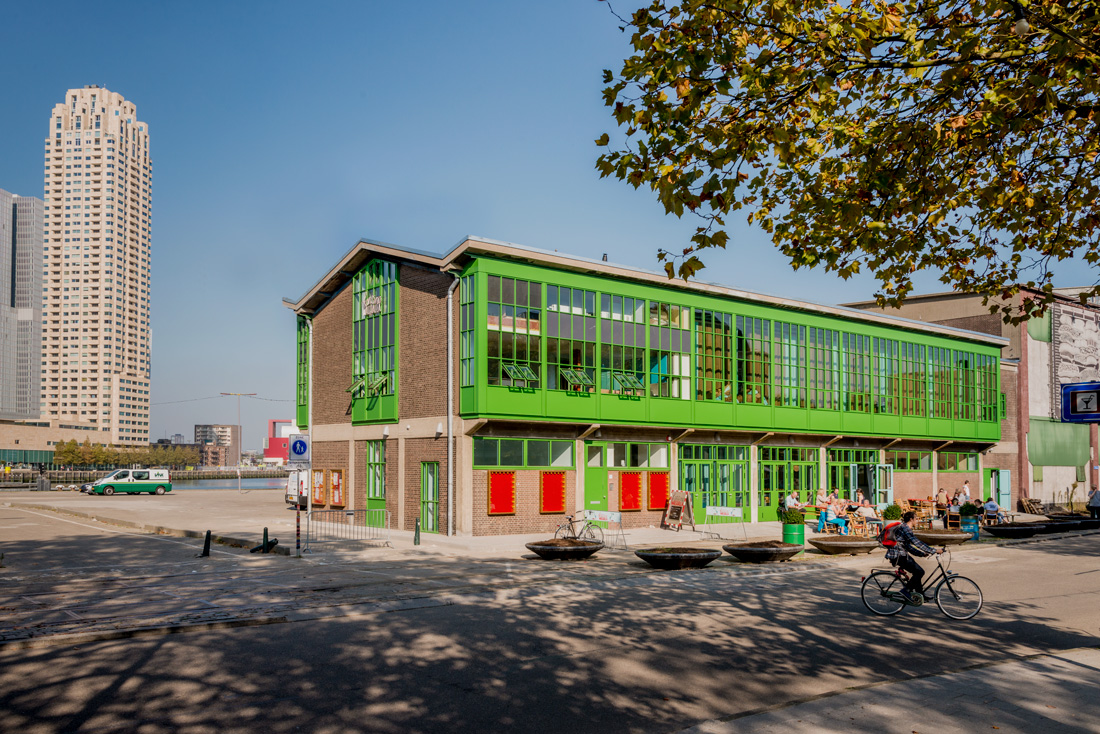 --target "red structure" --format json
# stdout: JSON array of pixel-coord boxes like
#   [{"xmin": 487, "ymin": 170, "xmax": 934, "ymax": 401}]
[{"xmin": 263, "ymin": 419, "xmax": 293, "ymax": 464}]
